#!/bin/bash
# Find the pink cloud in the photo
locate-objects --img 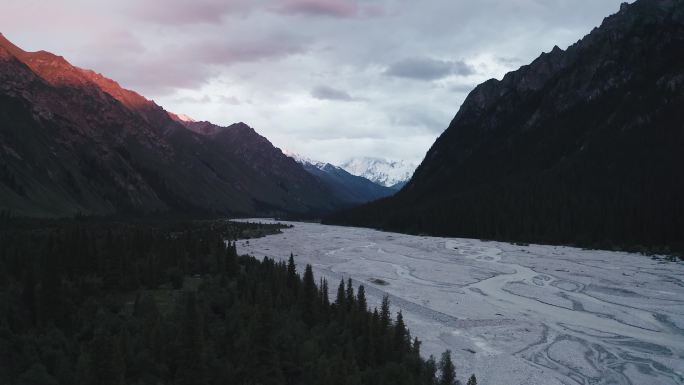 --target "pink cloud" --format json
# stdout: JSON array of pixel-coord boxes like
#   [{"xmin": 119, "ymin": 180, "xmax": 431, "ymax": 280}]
[
  {"xmin": 275, "ymin": 0, "xmax": 359, "ymax": 18},
  {"xmin": 190, "ymin": 38, "xmax": 308, "ymax": 65},
  {"xmin": 131, "ymin": 0, "xmax": 257, "ymax": 25}
]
